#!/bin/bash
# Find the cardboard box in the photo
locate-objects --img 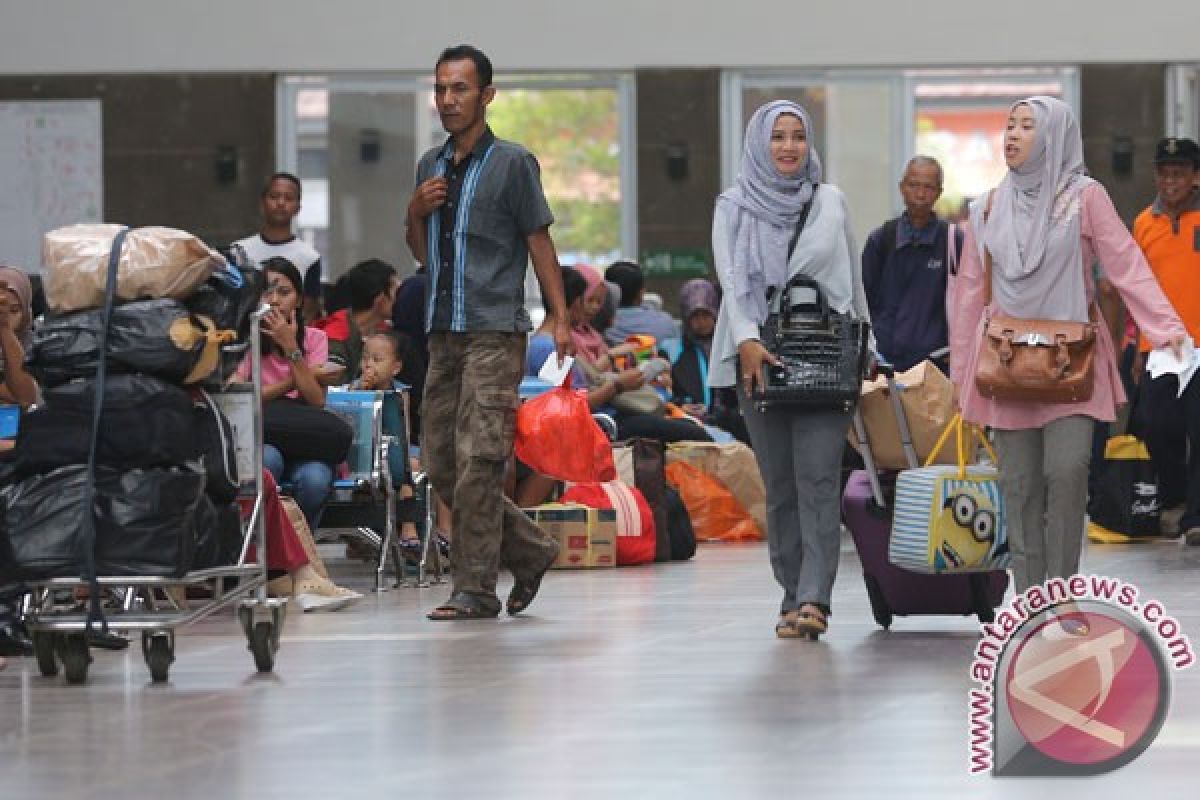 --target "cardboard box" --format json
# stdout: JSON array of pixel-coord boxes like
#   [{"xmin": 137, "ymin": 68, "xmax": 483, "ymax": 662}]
[{"xmin": 524, "ymin": 503, "xmax": 616, "ymax": 569}]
